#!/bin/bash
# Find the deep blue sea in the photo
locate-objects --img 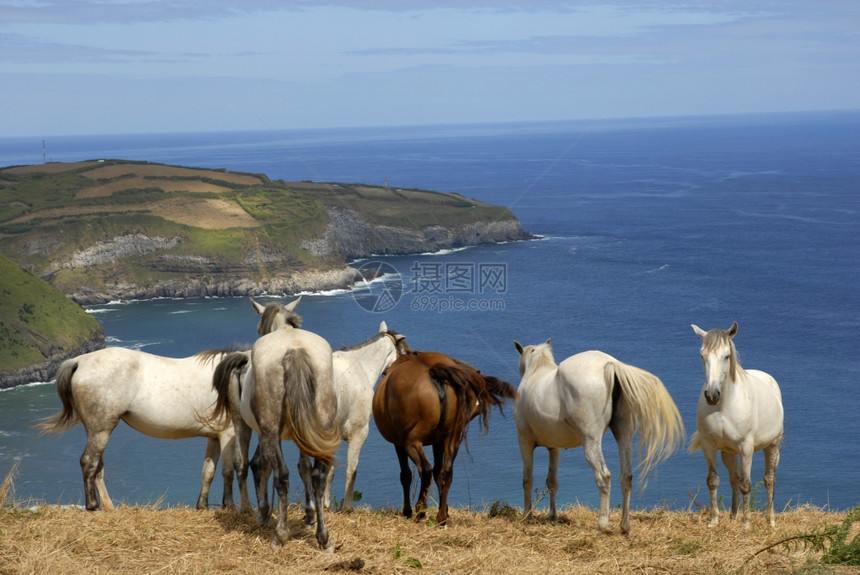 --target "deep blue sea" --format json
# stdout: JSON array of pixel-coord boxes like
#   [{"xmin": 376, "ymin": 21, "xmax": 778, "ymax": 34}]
[{"xmin": 1, "ymin": 112, "xmax": 858, "ymax": 516}]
